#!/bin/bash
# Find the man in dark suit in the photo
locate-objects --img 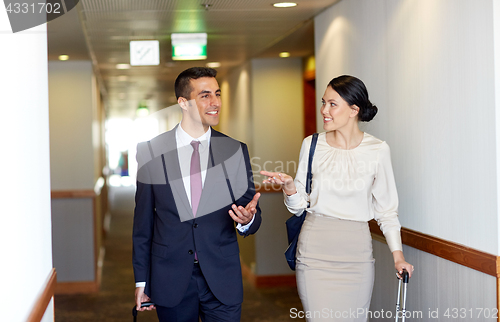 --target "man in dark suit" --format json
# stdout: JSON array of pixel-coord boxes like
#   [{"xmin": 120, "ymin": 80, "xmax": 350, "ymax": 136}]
[{"xmin": 133, "ymin": 67, "xmax": 262, "ymax": 322}]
